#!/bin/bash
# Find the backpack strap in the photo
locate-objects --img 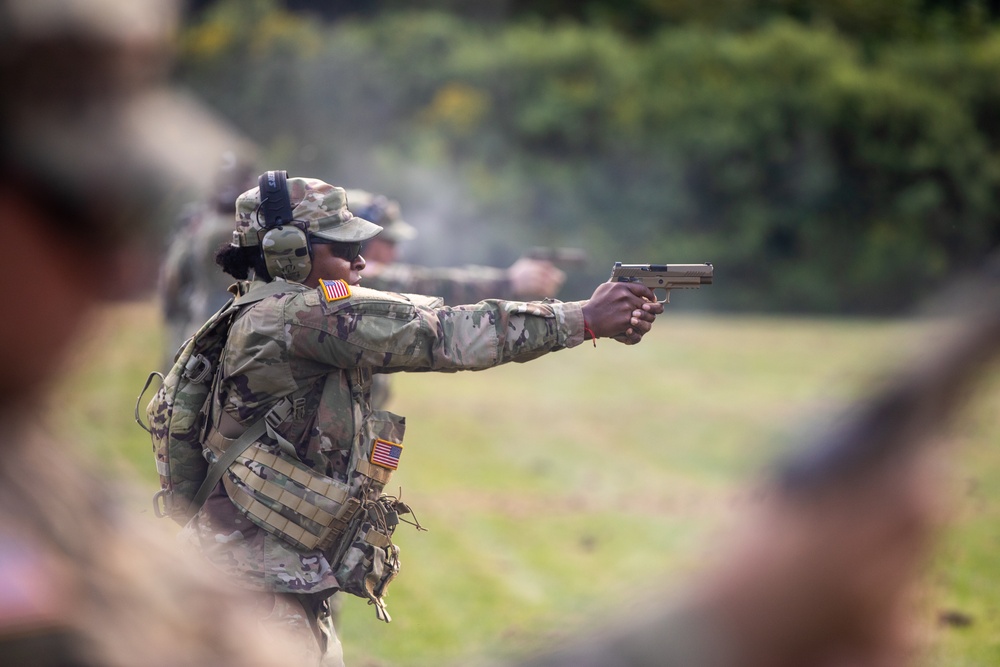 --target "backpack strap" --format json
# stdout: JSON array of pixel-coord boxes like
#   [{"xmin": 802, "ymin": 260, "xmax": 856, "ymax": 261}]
[{"xmin": 190, "ymin": 397, "xmax": 295, "ymax": 510}]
